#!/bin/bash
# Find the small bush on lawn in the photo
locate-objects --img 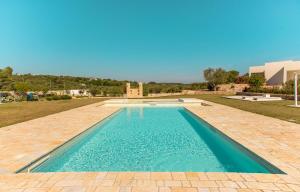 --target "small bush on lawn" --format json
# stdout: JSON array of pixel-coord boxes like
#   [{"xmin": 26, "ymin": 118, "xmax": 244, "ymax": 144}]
[{"xmin": 46, "ymin": 95, "xmax": 72, "ymax": 101}]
